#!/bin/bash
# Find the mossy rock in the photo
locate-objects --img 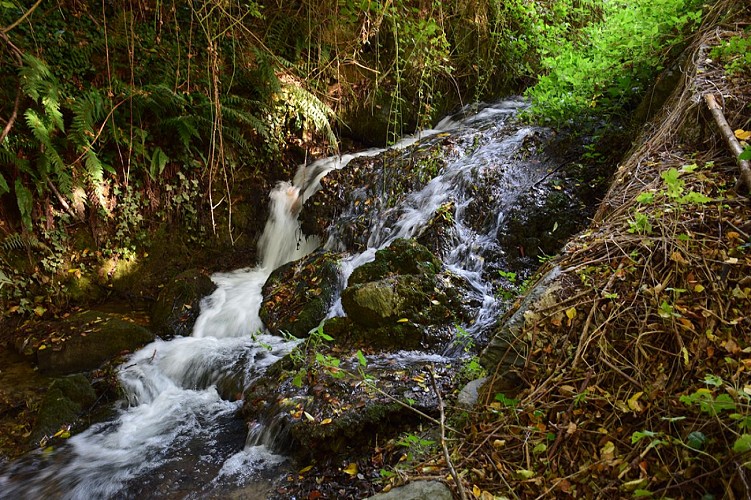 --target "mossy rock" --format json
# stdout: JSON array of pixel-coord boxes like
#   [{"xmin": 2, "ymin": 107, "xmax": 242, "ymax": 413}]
[
  {"xmin": 30, "ymin": 374, "xmax": 96, "ymax": 445},
  {"xmin": 241, "ymin": 353, "xmax": 449, "ymax": 461},
  {"xmin": 415, "ymin": 201, "xmax": 458, "ymax": 259},
  {"xmin": 348, "ymin": 239, "xmax": 441, "ymax": 286},
  {"xmin": 151, "ymin": 269, "xmax": 217, "ymax": 339},
  {"xmin": 322, "ymin": 316, "xmax": 425, "ymax": 350},
  {"xmin": 33, "ymin": 311, "xmax": 154, "ymax": 375},
  {"xmin": 260, "ymin": 251, "xmax": 342, "ymax": 338},
  {"xmin": 341, "ymin": 274, "xmax": 455, "ymax": 329}
]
